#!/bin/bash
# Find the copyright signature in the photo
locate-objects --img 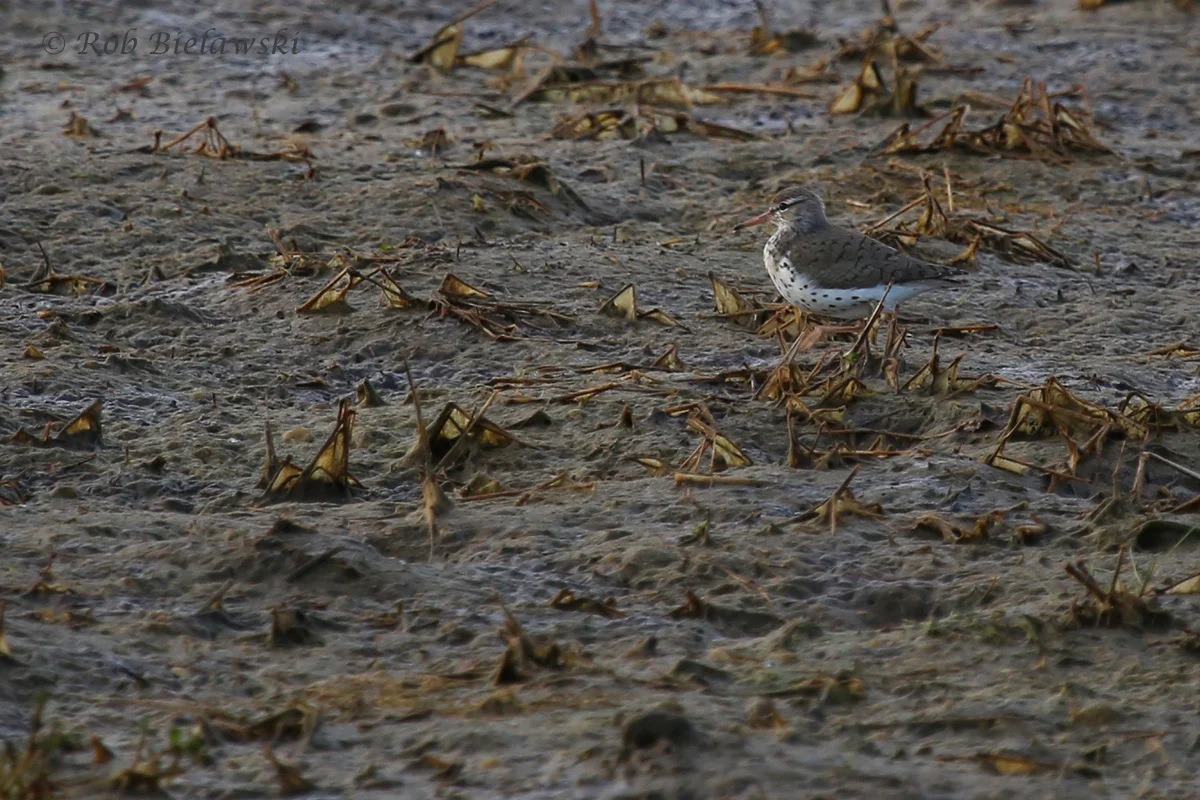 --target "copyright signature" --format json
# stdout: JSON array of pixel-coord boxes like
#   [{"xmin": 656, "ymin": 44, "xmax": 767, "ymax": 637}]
[{"xmin": 42, "ymin": 31, "xmax": 66, "ymax": 54}]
